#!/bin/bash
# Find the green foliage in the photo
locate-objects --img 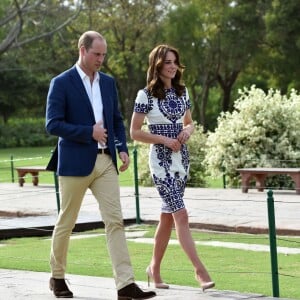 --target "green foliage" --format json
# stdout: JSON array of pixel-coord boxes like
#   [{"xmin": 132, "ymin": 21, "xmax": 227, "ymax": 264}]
[
  {"xmin": 0, "ymin": 0, "xmax": 80, "ymax": 125},
  {"xmin": 133, "ymin": 142, "xmax": 152, "ymax": 187},
  {"xmin": 0, "ymin": 118, "xmax": 57, "ymax": 148},
  {"xmin": 0, "ymin": 0, "xmax": 80, "ymax": 56},
  {"xmin": 186, "ymin": 123, "xmax": 207, "ymax": 187},
  {"xmin": 0, "ymin": 56, "xmax": 38, "ymax": 123},
  {"xmin": 162, "ymin": 0, "xmax": 267, "ymax": 129},
  {"xmin": 72, "ymin": 0, "xmax": 170, "ymax": 125},
  {"xmin": 204, "ymin": 86, "xmax": 300, "ymax": 187},
  {"xmin": 2, "ymin": 0, "xmax": 300, "ymax": 141},
  {"xmin": 264, "ymin": 0, "xmax": 300, "ymax": 92}
]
